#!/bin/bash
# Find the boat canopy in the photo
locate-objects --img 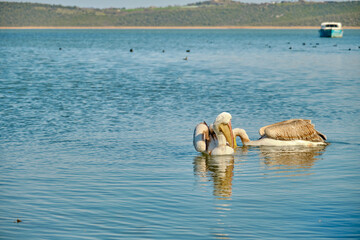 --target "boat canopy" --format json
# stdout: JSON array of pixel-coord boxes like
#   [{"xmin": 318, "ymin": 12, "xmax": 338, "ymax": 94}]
[{"xmin": 321, "ymin": 22, "xmax": 342, "ymax": 29}]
